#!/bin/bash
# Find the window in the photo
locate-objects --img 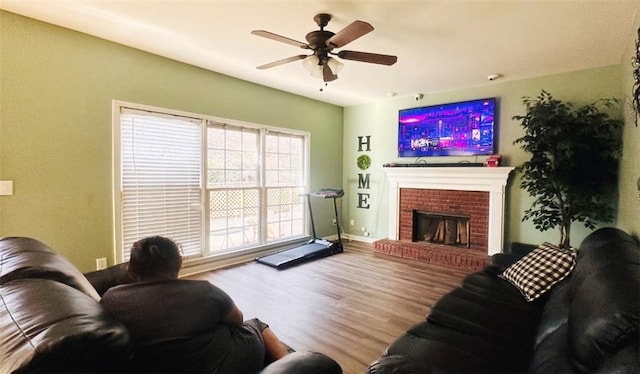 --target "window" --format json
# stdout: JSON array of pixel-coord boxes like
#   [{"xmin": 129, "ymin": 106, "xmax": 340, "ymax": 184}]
[
  {"xmin": 264, "ymin": 132, "xmax": 306, "ymax": 242},
  {"xmin": 114, "ymin": 102, "xmax": 309, "ymax": 264},
  {"xmin": 206, "ymin": 124, "xmax": 261, "ymax": 252}
]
